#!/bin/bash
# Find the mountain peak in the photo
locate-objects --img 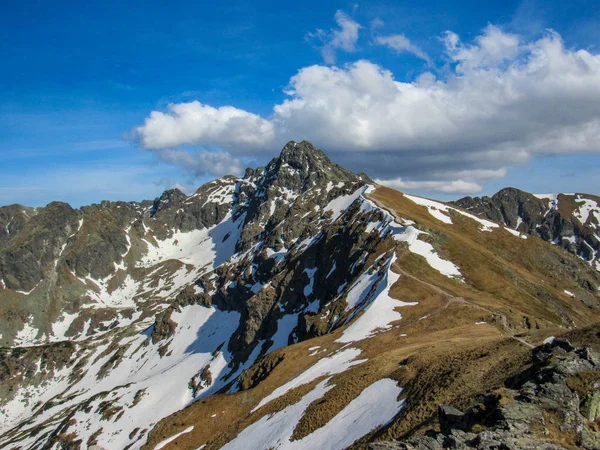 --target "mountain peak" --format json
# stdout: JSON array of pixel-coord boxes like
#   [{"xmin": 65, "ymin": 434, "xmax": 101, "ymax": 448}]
[
  {"xmin": 491, "ymin": 187, "xmax": 539, "ymax": 203},
  {"xmin": 258, "ymin": 140, "xmax": 362, "ymax": 193},
  {"xmin": 279, "ymin": 140, "xmax": 326, "ymax": 165},
  {"xmin": 150, "ymin": 187, "xmax": 187, "ymax": 216}
]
